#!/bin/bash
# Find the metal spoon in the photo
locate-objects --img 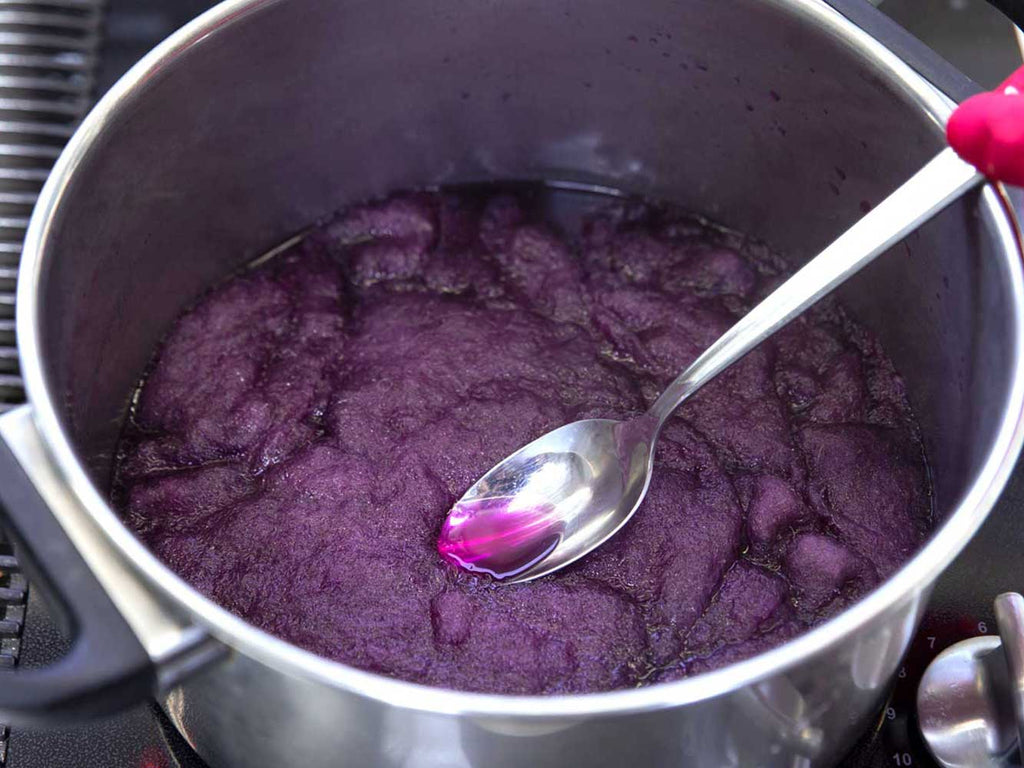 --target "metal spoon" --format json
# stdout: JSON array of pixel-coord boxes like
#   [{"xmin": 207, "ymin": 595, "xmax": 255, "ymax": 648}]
[{"xmin": 437, "ymin": 68, "xmax": 1024, "ymax": 584}]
